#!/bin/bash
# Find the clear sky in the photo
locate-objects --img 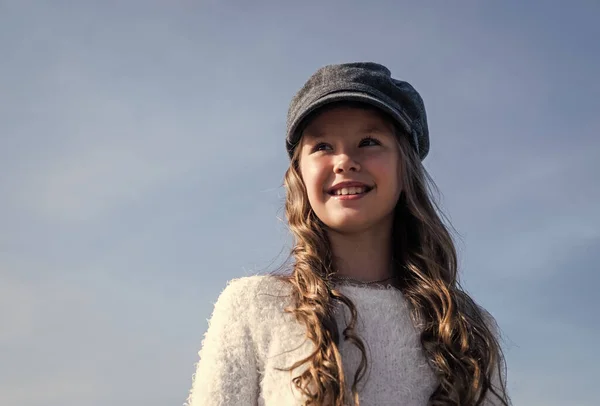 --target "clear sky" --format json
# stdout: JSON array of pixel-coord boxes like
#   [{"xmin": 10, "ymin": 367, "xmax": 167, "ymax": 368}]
[{"xmin": 1, "ymin": 1, "xmax": 598, "ymax": 405}]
